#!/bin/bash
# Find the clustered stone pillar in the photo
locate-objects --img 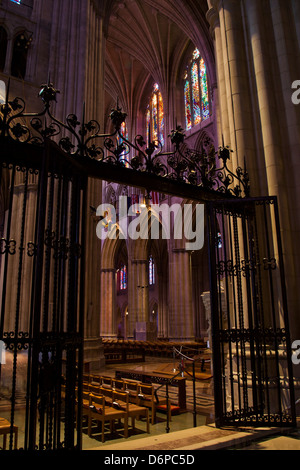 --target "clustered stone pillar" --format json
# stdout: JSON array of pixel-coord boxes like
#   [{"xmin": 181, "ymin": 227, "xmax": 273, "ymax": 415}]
[
  {"xmin": 99, "ymin": 268, "xmax": 116, "ymax": 338},
  {"xmin": 207, "ymin": 0, "xmax": 300, "ymax": 342},
  {"xmin": 168, "ymin": 249, "xmax": 194, "ymax": 341},
  {"xmin": 207, "ymin": 0, "xmax": 300, "ymax": 412},
  {"xmin": 129, "ymin": 259, "xmax": 152, "ymax": 340},
  {"xmin": 2, "ymin": 172, "xmax": 38, "ymax": 334}
]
